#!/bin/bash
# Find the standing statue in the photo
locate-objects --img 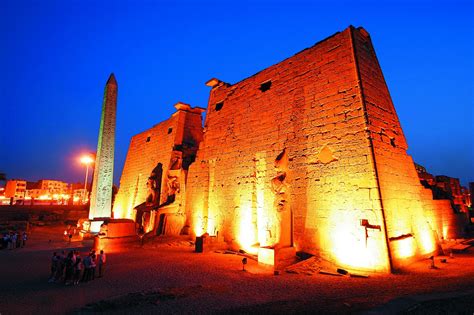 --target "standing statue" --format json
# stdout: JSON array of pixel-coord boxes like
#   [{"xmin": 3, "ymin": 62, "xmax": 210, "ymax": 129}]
[
  {"xmin": 271, "ymin": 172, "xmax": 288, "ymax": 212},
  {"xmin": 169, "ymin": 152, "xmax": 182, "ymax": 170},
  {"xmin": 166, "ymin": 151, "xmax": 183, "ymax": 203},
  {"xmin": 271, "ymin": 149, "xmax": 291, "ymax": 248},
  {"xmin": 167, "ymin": 175, "xmax": 180, "ymax": 195},
  {"xmin": 146, "ymin": 177, "xmax": 157, "ymax": 205},
  {"xmin": 146, "ymin": 164, "xmax": 162, "ymax": 206}
]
